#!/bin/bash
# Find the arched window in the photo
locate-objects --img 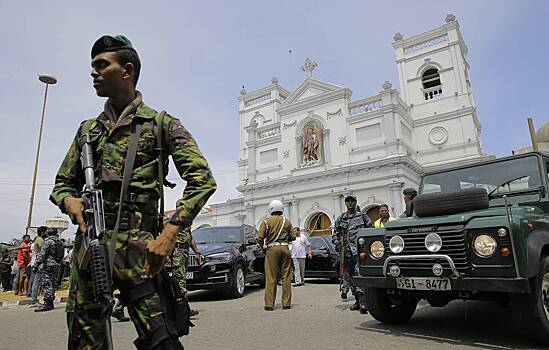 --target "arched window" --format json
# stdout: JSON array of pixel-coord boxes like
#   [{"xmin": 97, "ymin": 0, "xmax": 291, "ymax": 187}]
[{"xmin": 422, "ymin": 68, "xmax": 443, "ymax": 100}]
